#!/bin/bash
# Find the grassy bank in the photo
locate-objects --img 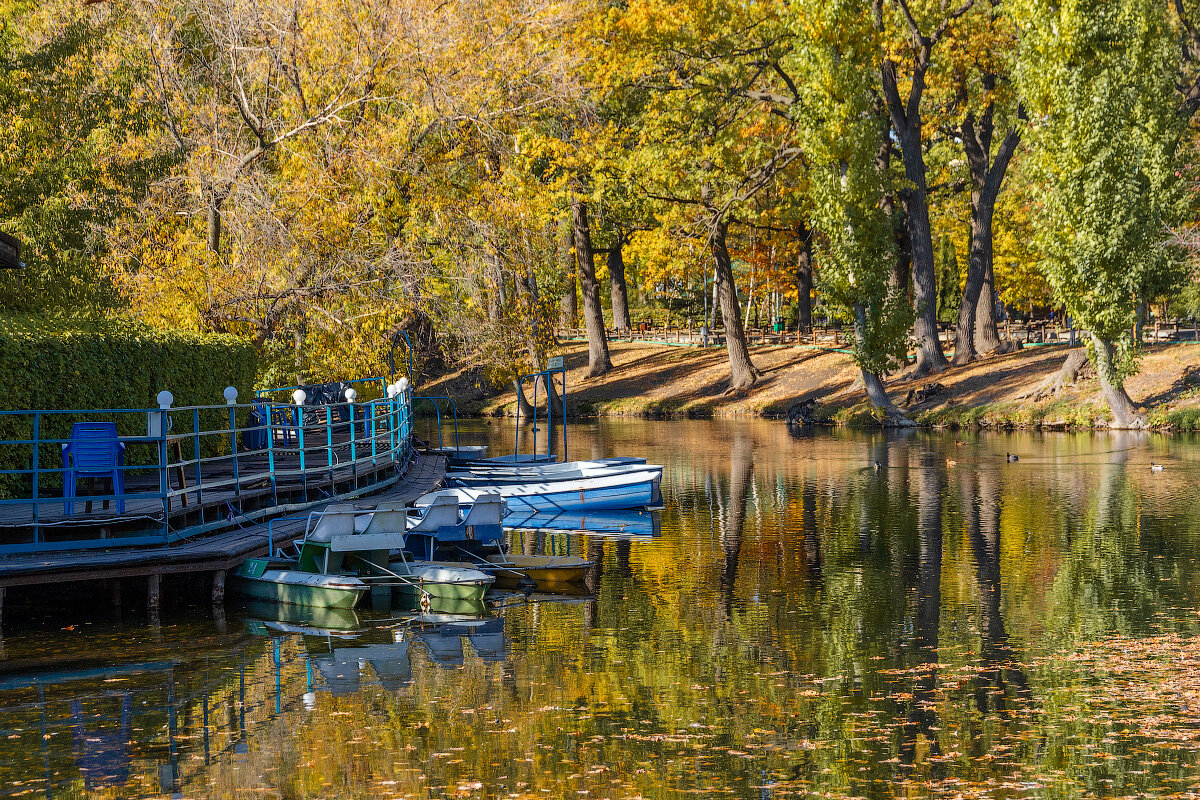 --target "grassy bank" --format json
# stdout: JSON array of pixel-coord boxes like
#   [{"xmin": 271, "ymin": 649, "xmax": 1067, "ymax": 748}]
[{"xmin": 423, "ymin": 340, "xmax": 1200, "ymax": 431}]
